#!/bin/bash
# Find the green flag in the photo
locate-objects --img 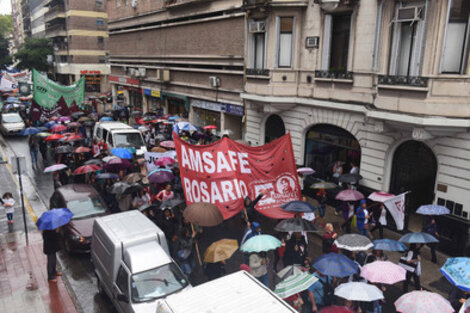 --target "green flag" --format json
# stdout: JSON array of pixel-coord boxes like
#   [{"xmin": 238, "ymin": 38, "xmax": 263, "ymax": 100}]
[{"xmin": 32, "ymin": 69, "xmax": 85, "ymax": 109}]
